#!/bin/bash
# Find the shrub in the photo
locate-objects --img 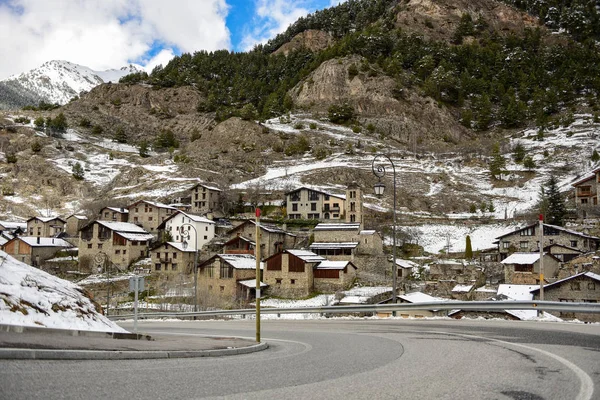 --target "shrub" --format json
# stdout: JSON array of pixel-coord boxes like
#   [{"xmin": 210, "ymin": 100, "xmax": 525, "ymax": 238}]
[
  {"xmin": 190, "ymin": 129, "xmax": 201, "ymax": 142},
  {"xmin": 352, "ymin": 125, "xmax": 362, "ymax": 133},
  {"xmin": 139, "ymin": 140, "xmax": 150, "ymax": 158},
  {"xmin": 34, "ymin": 116, "xmax": 45, "ymax": 129},
  {"xmin": 309, "ymin": 122, "xmax": 317, "ymax": 130},
  {"xmin": 328, "ymin": 103, "xmax": 354, "ymax": 124},
  {"xmin": 311, "ymin": 146, "xmax": 329, "ymax": 160},
  {"xmin": 154, "ymin": 129, "xmax": 179, "ymax": 150},
  {"xmin": 293, "ymin": 122, "xmax": 304, "ymax": 130},
  {"xmin": 14, "ymin": 117, "xmax": 30, "ymax": 124},
  {"xmin": 48, "ymin": 112, "xmax": 67, "ymax": 131},
  {"xmin": 72, "ymin": 162, "xmax": 84, "ymax": 180},
  {"xmin": 79, "ymin": 118, "xmax": 91, "ymax": 128},
  {"xmin": 5, "ymin": 152, "xmax": 17, "ymax": 163},
  {"xmin": 92, "ymin": 125, "xmax": 103, "ymax": 135},
  {"xmin": 348, "ymin": 64, "xmax": 359, "ymax": 80},
  {"xmin": 31, "ymin": 140, "xmax": 42, "ymax": 153},
  {"xmin": 113, "ymin": 126, "xmax": 127, "ymax": 143}
]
